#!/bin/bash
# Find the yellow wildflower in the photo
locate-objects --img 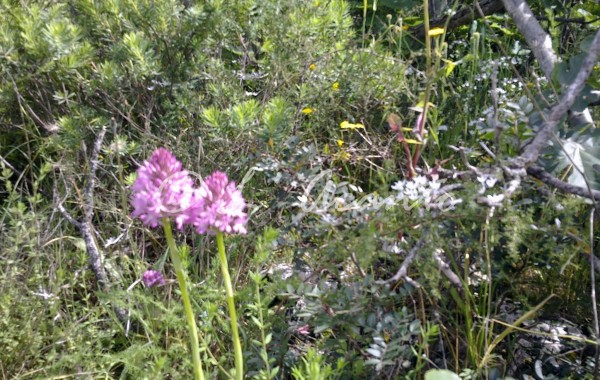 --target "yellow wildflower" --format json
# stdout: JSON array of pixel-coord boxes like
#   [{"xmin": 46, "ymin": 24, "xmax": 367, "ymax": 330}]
[
  {"xmin": 302, "ymin": 107, "xmax": 314, "ymax": 115},
  {"xmin": 332, "ymin": 82, "xmax": 340, "ymax": 91},
  {"xmin": 337, "ymin": 139, "xmax": 344, "ymax": 147},
  {"xmin": 308, "ymin": 63, "xmax": 317, "ymax": 71},
  {"xmin": 402, "ymin": 25, "xmax": 409, "ymax": 31},
  {"xmin": 340, "ymin": 121, "xmax": 364, "ymax": 130},
  {"xmin": 428, "ymin": 28, "xmax": 444, "ymax": 37},
  {"xmin": 337, "ymin": 151, "xmax": 351, "ymax": 161}
]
